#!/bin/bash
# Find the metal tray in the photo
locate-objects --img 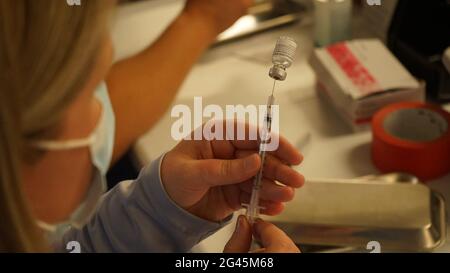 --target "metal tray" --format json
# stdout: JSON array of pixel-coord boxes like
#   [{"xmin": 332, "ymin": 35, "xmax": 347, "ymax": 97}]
[
  {"xmin": 267, "ymin": 174, "xmax": 446, "ymax": 252},
  {"xmin": 216, "ymin": 0, "xmax": 306, "ymax": 44}
]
